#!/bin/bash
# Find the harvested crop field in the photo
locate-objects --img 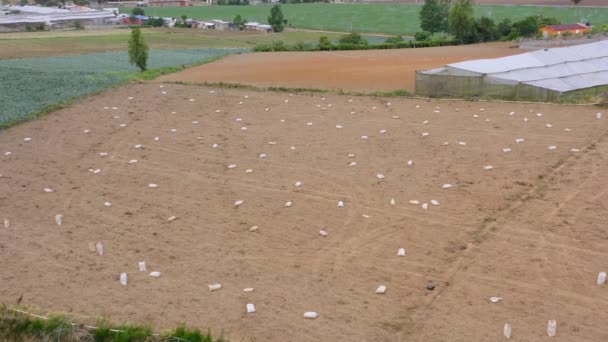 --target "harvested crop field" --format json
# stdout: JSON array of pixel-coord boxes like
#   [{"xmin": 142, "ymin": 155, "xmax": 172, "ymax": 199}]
[
  {"xmin": 1, "ymin": 82, "xmax": 608, "ymax": 341},
  {"xmin": 160, "ymin": 42, "xmax": 521, "ymax": 93}
]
